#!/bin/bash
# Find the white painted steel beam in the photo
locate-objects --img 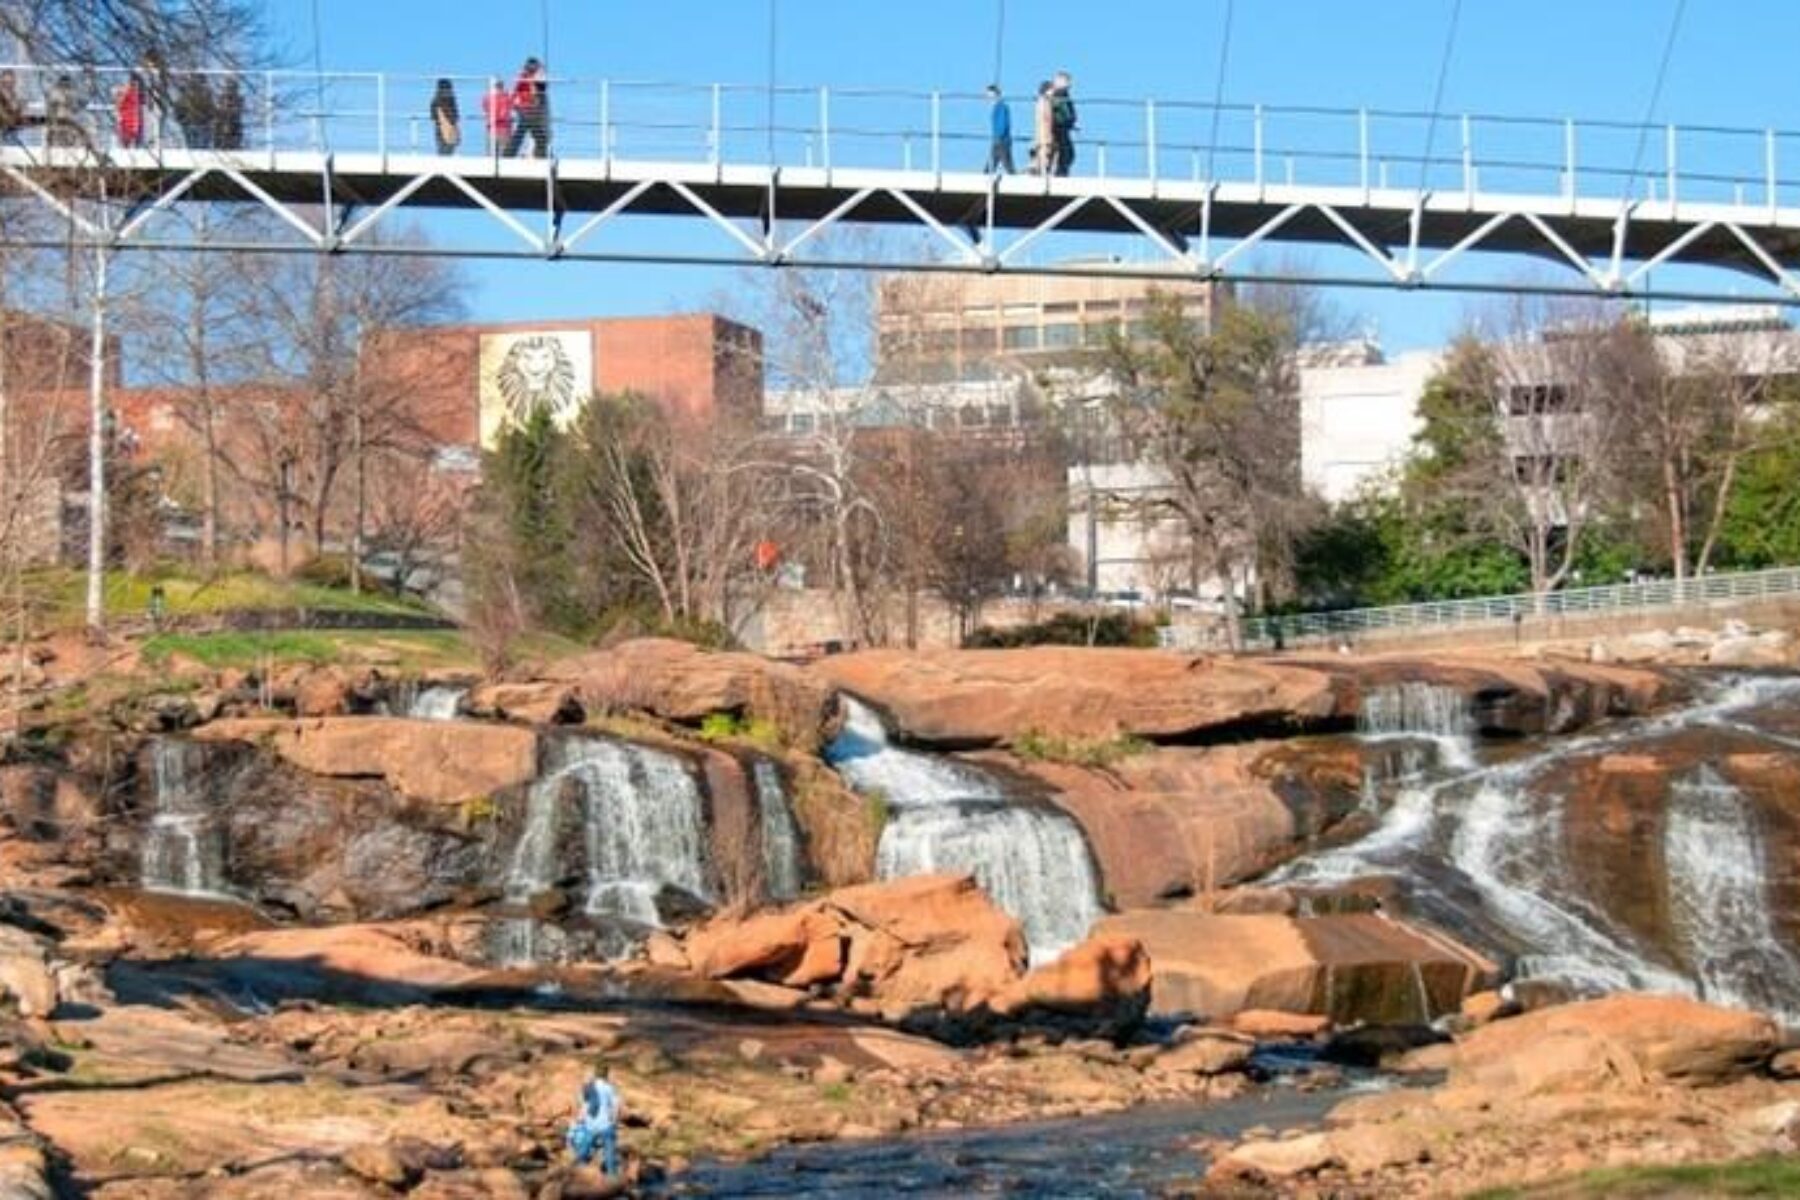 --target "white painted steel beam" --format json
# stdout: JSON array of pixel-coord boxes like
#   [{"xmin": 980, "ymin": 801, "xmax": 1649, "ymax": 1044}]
[{"xmin": 2, "ymin": 145, "xmax": 1798, "ymax": 302}]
